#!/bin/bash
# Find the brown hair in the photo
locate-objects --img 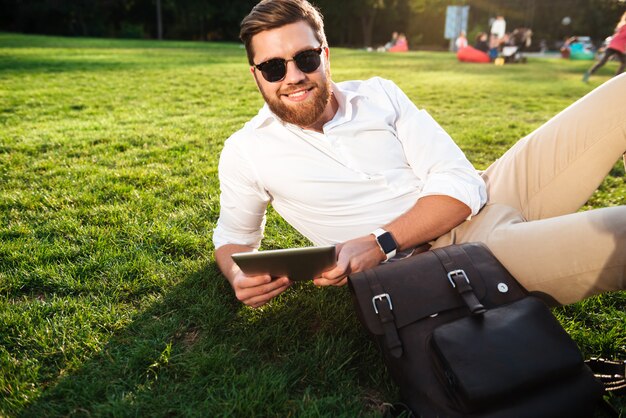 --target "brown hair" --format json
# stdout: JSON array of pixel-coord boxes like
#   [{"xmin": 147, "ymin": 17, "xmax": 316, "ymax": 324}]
[{"xmin": 240, "ymin": 0, "xmax": 327, "ymax": 65}]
